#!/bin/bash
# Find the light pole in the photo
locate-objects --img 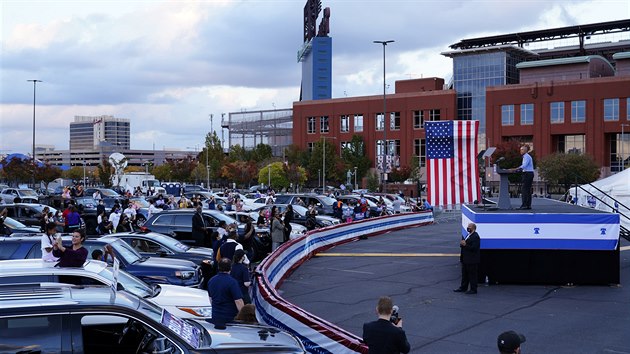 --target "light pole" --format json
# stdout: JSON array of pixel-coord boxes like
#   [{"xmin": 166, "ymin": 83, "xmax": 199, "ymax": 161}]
[
  {"xmin": 373, "ymin": 40, "xmax": 394, "ymax": 192},
  {"xmin": 207, "ymin": 114, "xmax": 213, "ymax": 189},
  {"xmin": 622, "ymin": 124, "xmax": 630, "ymax": 170},
  {"xmin": 82, "ymin": 160, "xmax": 87, "ymax": 186},
  {"xmin": 28, "ymin": 79, "xmax": 42, "ymax": 188},
  {"xmin": 354, "ymin": 166, "xmax": 358, "ymax": 190}
]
